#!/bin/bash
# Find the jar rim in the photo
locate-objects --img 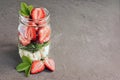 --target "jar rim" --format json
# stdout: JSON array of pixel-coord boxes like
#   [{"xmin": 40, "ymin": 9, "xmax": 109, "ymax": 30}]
[{"xmin": 19, "ymin": 8, "xmax": 50, "ymax": 22}]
